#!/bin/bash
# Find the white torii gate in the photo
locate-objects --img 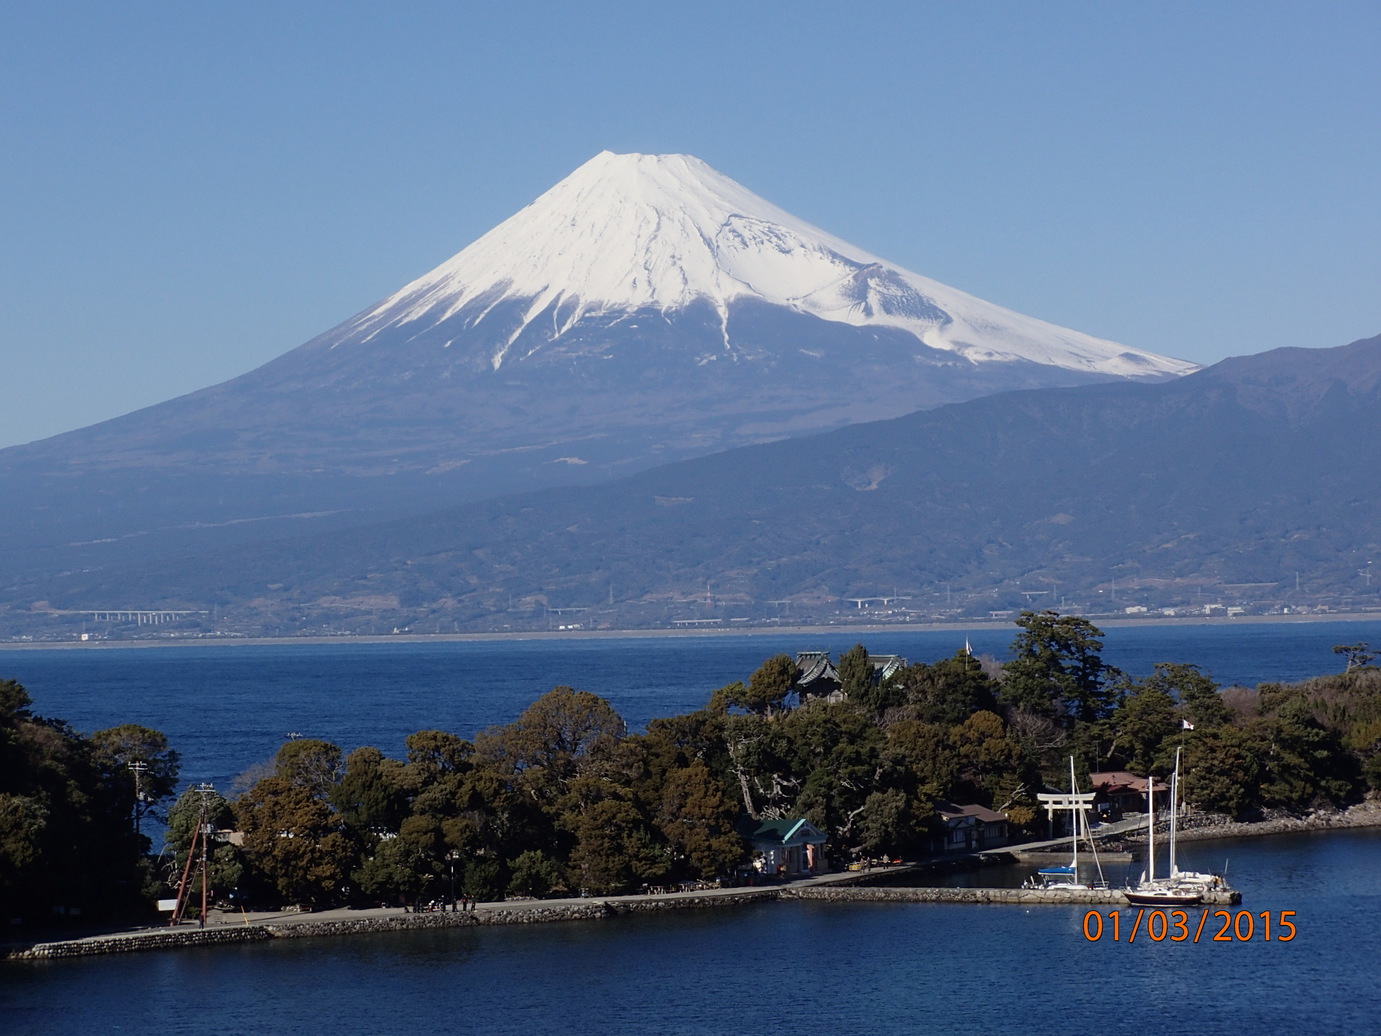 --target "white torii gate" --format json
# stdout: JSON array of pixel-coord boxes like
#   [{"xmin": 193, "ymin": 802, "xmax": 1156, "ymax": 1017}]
[{"xmin": 1035, "ymin": 758, "xmax": 1100, "ymax": 883}]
